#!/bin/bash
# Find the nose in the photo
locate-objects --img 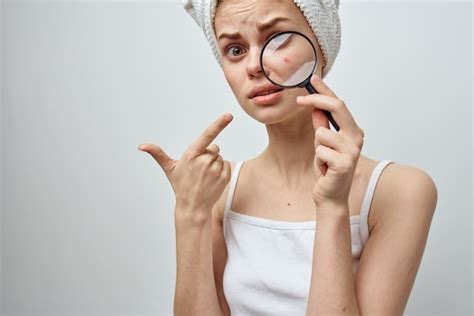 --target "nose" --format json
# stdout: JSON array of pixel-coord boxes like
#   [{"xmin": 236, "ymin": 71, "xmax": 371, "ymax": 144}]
[{"xmin": 246, "ymin": 48, "xmax": 263, "ymax": 79}]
